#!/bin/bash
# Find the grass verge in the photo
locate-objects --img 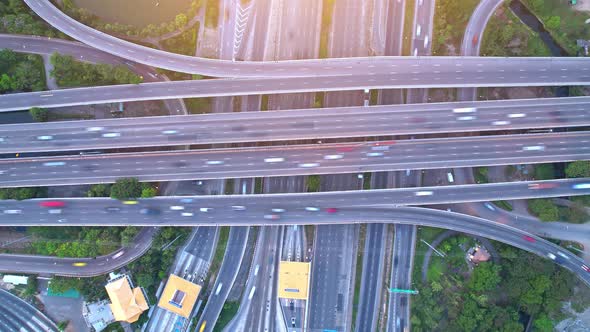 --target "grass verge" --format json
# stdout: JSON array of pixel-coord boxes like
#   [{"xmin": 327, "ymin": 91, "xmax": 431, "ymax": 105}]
[
  {"xmin": 213, "ymin": 301, "xmax": 239, "ymax": 331},
  {"xmin": 350, "ymin": 224, "xmax": 366, "ymax": 329},
  {"xmin": 401, "ymin": 0, "xmax": 416, "ymax": 56},
  {"xmin": 319, "ymin": 0, "xmax": 336, "ymax": 58},
  {"xmin": 492, "ymin": 200, "xmax": 514, "ymax": 211}
]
